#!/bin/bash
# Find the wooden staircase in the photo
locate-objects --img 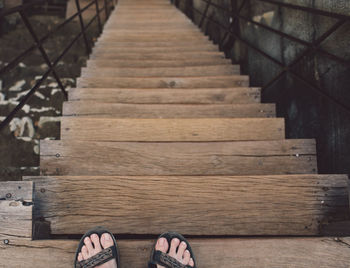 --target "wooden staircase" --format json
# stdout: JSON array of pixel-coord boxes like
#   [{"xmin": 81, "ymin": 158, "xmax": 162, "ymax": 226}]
[{"xmin": 1, "ymin": 0, "xmax": 350, "ymax": 267}]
